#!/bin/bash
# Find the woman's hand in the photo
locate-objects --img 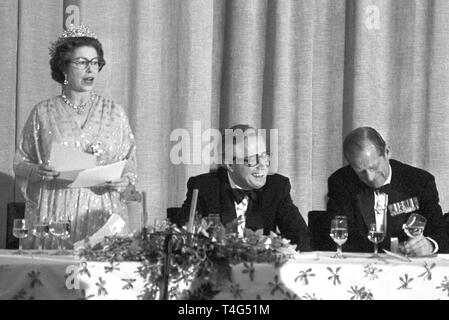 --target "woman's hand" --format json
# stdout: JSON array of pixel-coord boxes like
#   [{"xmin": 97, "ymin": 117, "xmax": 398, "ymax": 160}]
[
  {"xmin": 103, "ymin": 176, "xmax": 130, "ymax": 193},
  {"xmin": 31, "ymin": 163, "xmax": 60, "ymax": 182}
]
